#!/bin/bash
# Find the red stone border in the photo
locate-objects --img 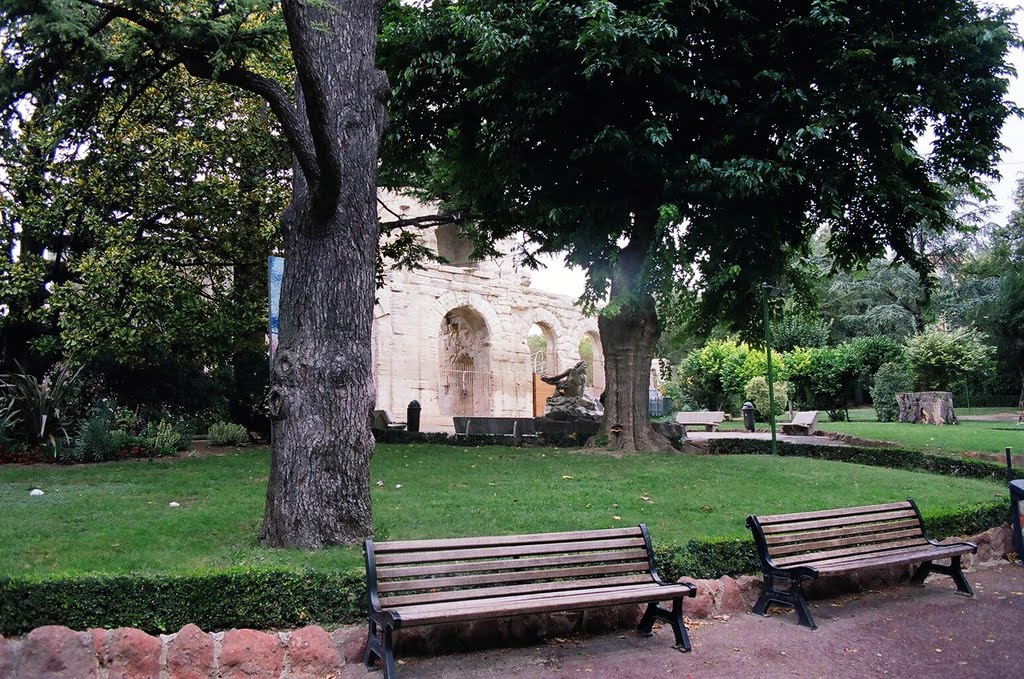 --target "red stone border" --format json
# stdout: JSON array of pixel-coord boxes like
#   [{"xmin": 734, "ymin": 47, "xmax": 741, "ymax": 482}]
[{"xmin": 0, "ymin": 525, "xmax": 1012, "ymax": 678}]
